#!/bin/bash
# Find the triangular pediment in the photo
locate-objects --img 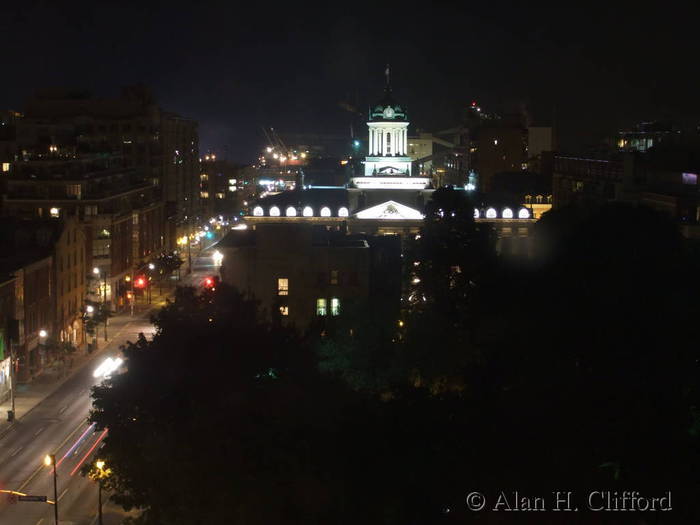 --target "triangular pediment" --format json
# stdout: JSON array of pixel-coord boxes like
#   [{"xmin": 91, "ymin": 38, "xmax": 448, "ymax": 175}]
[{"xmin": 355, "ymin": 200, "xmax": 425, "ymax": 220}]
